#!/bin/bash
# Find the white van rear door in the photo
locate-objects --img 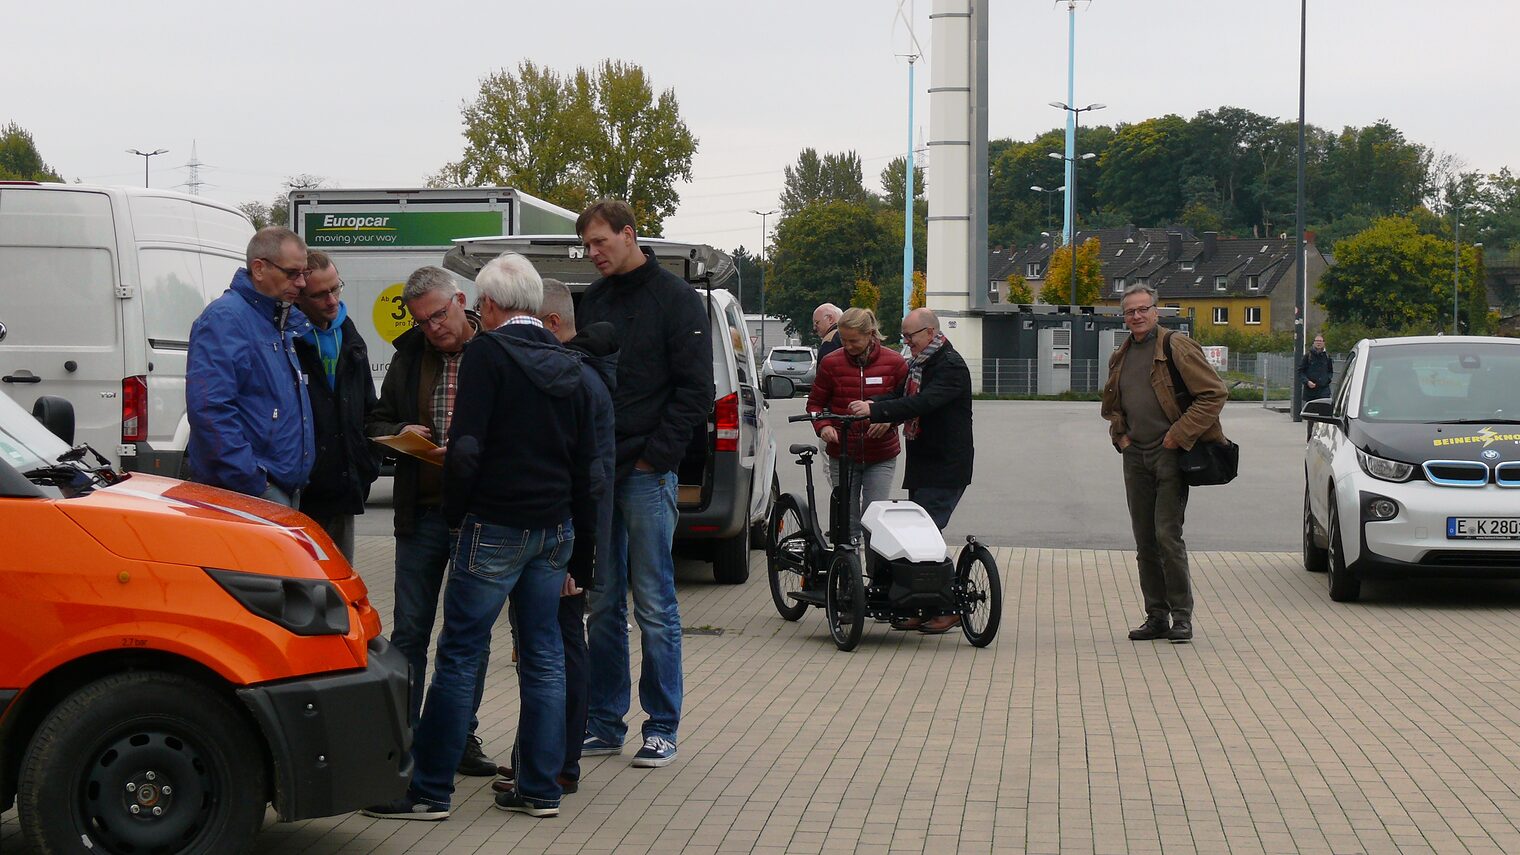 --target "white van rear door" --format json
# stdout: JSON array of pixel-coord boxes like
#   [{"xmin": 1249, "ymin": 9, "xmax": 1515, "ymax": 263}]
[{"xmin": 0, "ymin": 187, "xmax": 125, "ymax": 456}]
